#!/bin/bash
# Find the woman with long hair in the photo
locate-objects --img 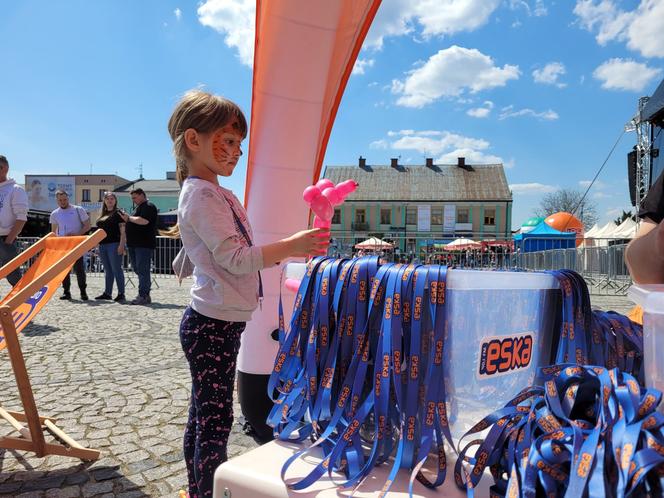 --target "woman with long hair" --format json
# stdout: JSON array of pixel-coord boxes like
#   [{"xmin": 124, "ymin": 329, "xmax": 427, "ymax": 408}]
[{"xmin": 95, "ymin": 192, "xmax": 126, "ymax": 302}]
